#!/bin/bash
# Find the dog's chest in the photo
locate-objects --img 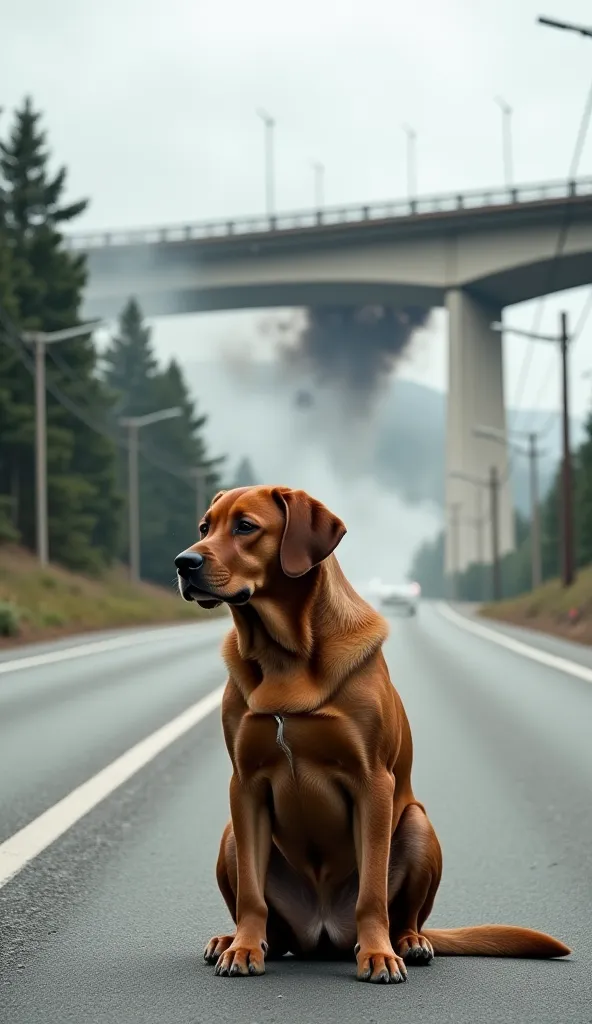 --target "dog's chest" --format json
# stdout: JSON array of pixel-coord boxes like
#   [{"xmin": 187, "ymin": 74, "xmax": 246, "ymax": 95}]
[{"xmin": 234, "ymin": 710, "xmax": 356, "ymax": 778}]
